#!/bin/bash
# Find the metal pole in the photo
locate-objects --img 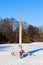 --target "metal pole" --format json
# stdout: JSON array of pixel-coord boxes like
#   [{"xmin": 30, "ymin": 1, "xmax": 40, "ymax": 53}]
[{"xmin": 19, "ymin": 10, "xmax": 22, "ymax": 50}]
